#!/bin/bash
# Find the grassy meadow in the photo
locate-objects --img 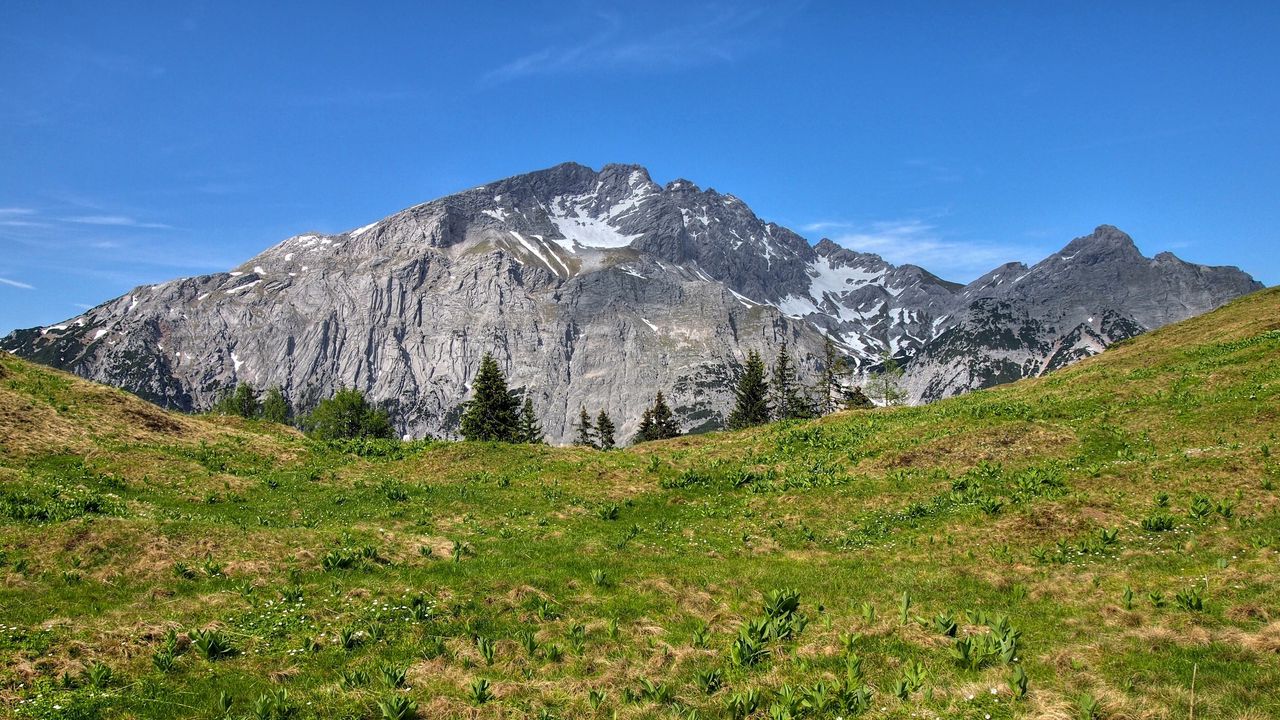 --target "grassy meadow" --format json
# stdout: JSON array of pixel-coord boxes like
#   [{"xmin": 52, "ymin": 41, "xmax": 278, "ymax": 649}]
[{"xmin": 1, "ymin": 287, "xmax": 1279, "ymax": 720}]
